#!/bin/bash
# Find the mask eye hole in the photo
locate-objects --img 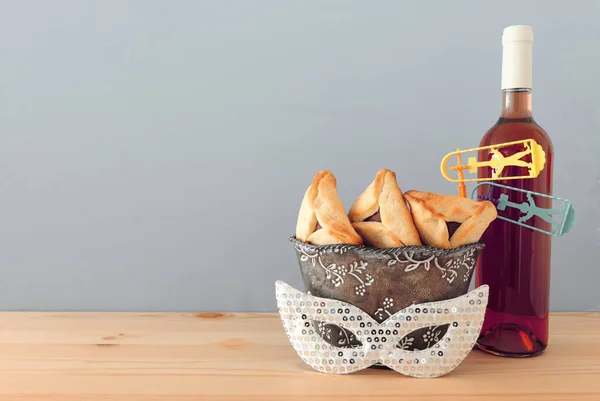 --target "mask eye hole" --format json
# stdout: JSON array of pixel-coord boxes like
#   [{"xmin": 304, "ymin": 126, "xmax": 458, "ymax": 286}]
[
  {"xmin": 311, "ymin": 320, "xmax": 363, "ymax": 348},
  {"xmin": 396, "ymin": 324, "xmax": 451, "ymax": 351}
]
